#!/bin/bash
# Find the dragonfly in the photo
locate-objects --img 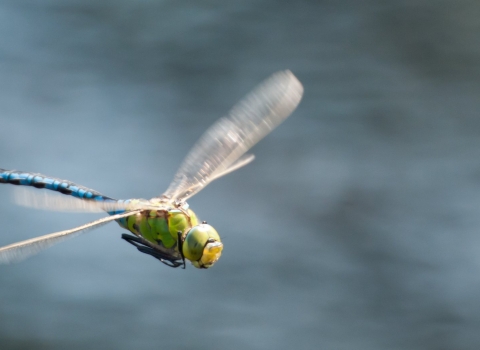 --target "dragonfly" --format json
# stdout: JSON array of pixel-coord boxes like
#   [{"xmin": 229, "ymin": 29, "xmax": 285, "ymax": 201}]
[{"xmin": 0, "ymin": 70, "xmax": 303, "ymax": 269}]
